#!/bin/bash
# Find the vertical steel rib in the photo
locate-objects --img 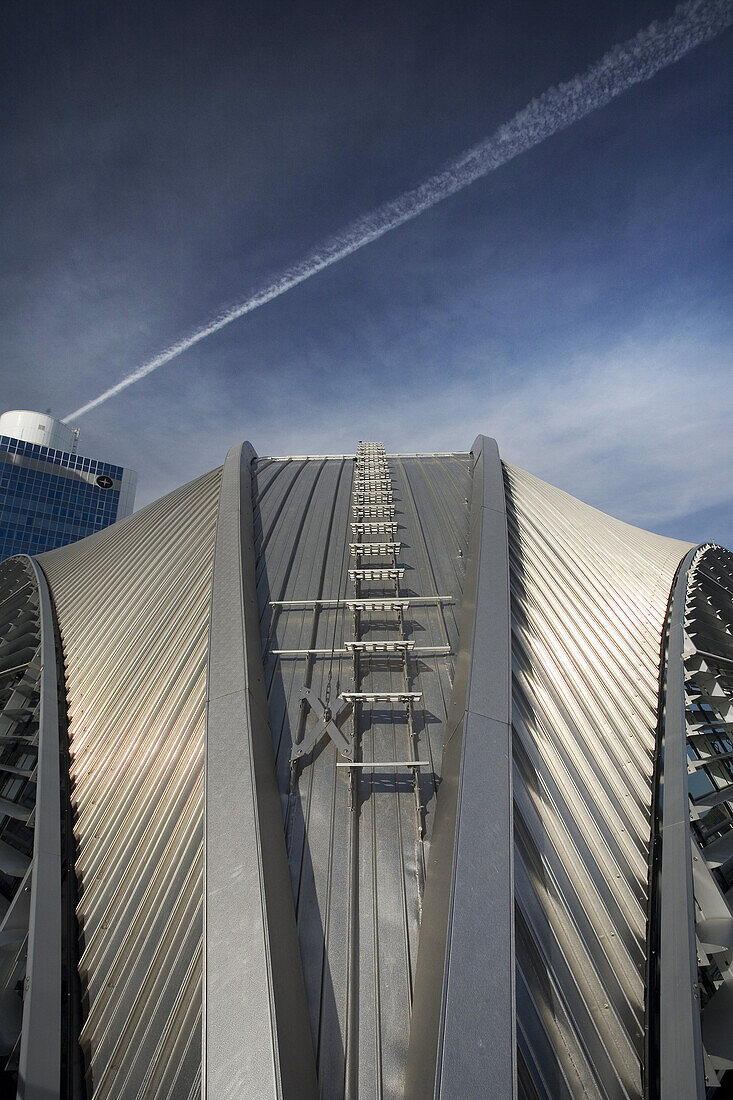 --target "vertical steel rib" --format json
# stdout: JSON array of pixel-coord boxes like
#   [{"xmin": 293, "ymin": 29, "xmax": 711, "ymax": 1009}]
[
  {"xmin": 405, "ymin": 435, "xmax": 516, "ymax": 1099},
  {"xmin": 652, "ymin": 545, "xmax": 733, "ymax": 1095},
  {"xmin": 203, "ymin": 442, "xmax": 317, "ymax": 1100},
  {"xmin": 16, "ymin": 558, "xmax": 62, "ymax": 1098},
  {"xmin": 656, "ymin": 547, "xmax": 706, "ymax": 1098}
]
